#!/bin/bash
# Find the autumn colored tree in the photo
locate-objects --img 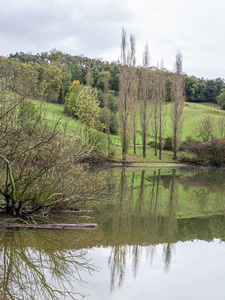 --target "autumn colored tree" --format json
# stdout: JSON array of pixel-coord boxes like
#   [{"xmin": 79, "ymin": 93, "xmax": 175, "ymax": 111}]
[
  {"xmin": 64, "ymin": 80, "xmax": 81, "ymax": 116},
  {"xmin": 76, "ymin": 86, "xmax": 102, "ymax": 133}
]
